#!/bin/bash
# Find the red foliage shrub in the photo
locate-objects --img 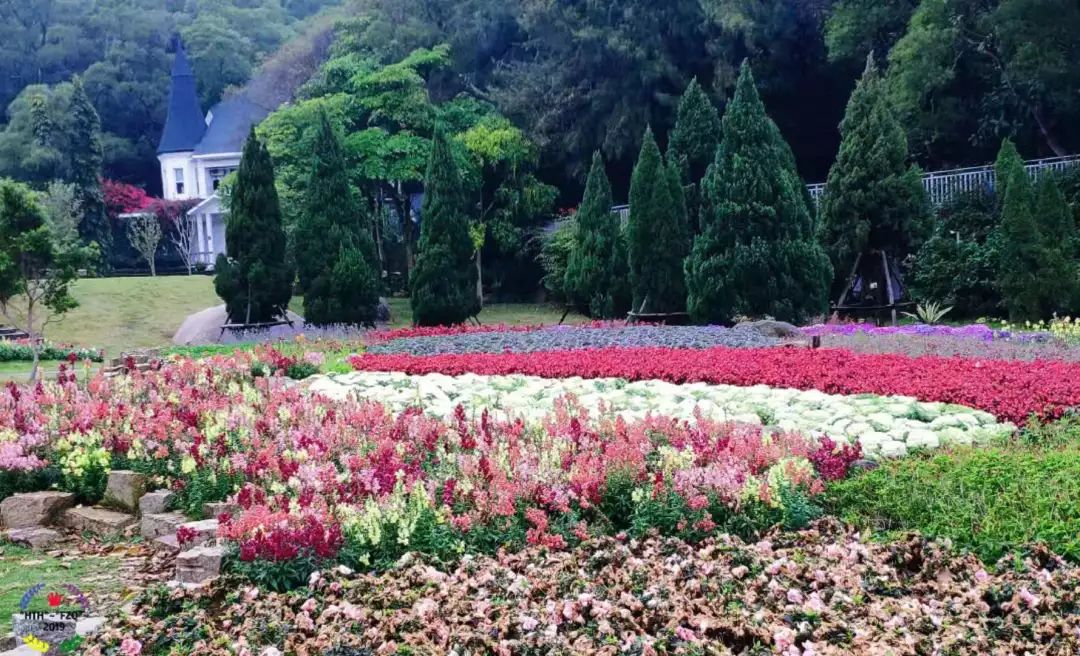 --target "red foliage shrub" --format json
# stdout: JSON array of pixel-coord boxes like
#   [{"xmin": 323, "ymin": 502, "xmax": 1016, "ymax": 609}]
[
  {"xmin": 102, "ymin": 179, "xmax": 153, "ymax": 217},
  {"xmin": 350, "ymin": 346, "xmax": 1080, "ymax": 423}
]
